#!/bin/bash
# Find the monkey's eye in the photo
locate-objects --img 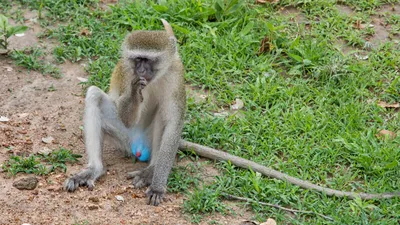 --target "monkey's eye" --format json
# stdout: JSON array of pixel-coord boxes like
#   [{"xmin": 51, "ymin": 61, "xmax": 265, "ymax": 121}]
[{"xmin": 133, "ymin": 58, "xmax": 143, "ymax": 63}]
